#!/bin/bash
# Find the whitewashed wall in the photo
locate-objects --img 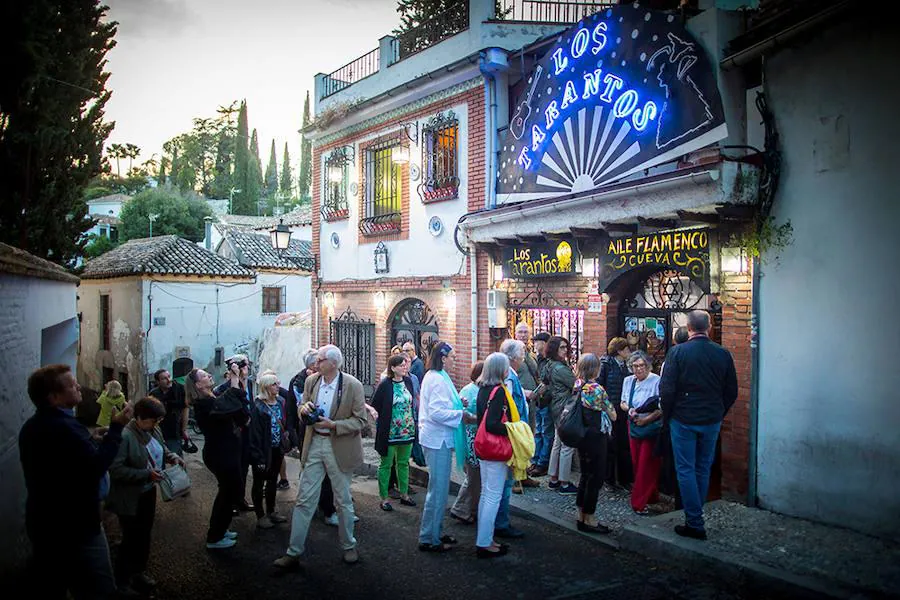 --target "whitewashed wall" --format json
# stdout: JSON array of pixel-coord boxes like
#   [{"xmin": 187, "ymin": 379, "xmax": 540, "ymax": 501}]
[
  {"xmin": 0, "ymin": 274, "xmax": 78, "ymax": 575},
  {"xmin": 320, "ymin": 102, "xmax": 469, "ymax": 282}
]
